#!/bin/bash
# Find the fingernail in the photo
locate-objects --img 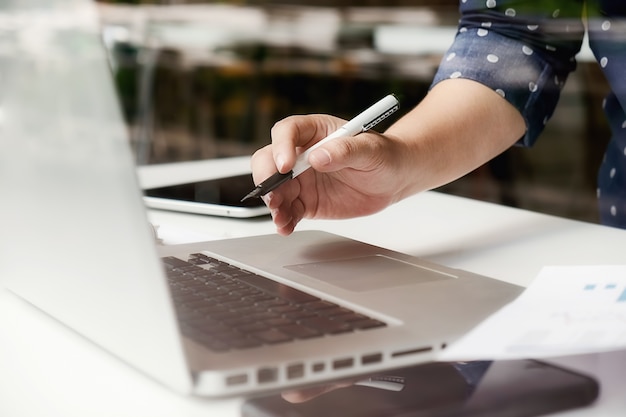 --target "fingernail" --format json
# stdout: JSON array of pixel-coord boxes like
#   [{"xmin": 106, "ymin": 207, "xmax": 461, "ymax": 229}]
[
  {"xmin": 276, "ymin": 154, "xmax": 286, "ymax": 172},
  {"xmin": 310, "ymin": 148, "xmax": 331, "ymax": 166}
]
